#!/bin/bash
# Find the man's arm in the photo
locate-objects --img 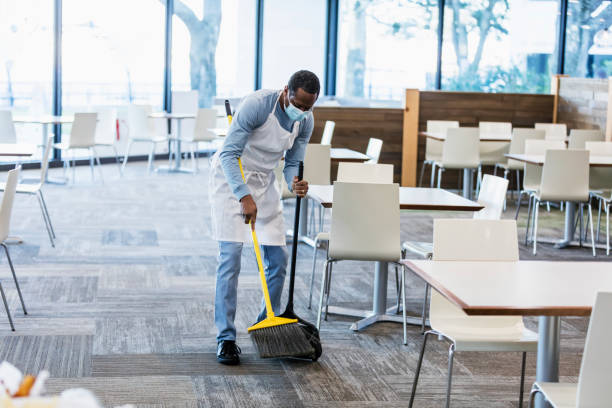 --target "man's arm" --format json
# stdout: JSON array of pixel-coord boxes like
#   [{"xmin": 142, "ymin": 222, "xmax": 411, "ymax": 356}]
[
  {"xmin": 219, "ymin": 96, "xmax": 267, "ymax": 201},
  {"xmin": 283, "ymin": 115, "xmax": 314, "ymax": 189}
]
